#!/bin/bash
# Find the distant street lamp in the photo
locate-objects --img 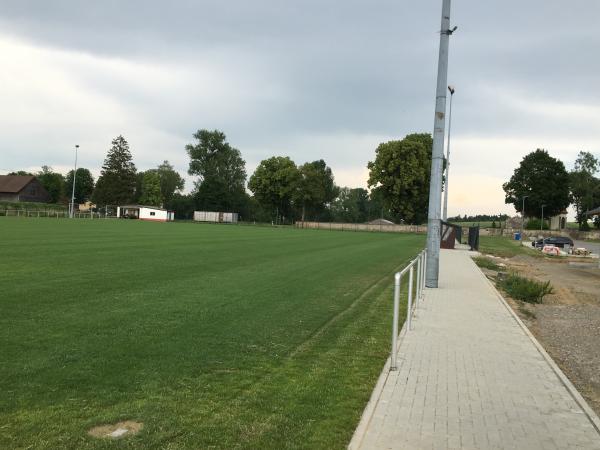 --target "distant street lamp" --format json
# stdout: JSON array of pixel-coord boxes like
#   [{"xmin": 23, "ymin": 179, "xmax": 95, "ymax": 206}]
[
  {"xmin": 540, "ymin": 204, "xmax": 546, "ymax": 232},
  {"xmin": 69, "ymin": 145, "xmax": 79, "ymax": 219},
  {"xmin": 442, "ymin": 85, "xmax": 455, "ymax": 221}
]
